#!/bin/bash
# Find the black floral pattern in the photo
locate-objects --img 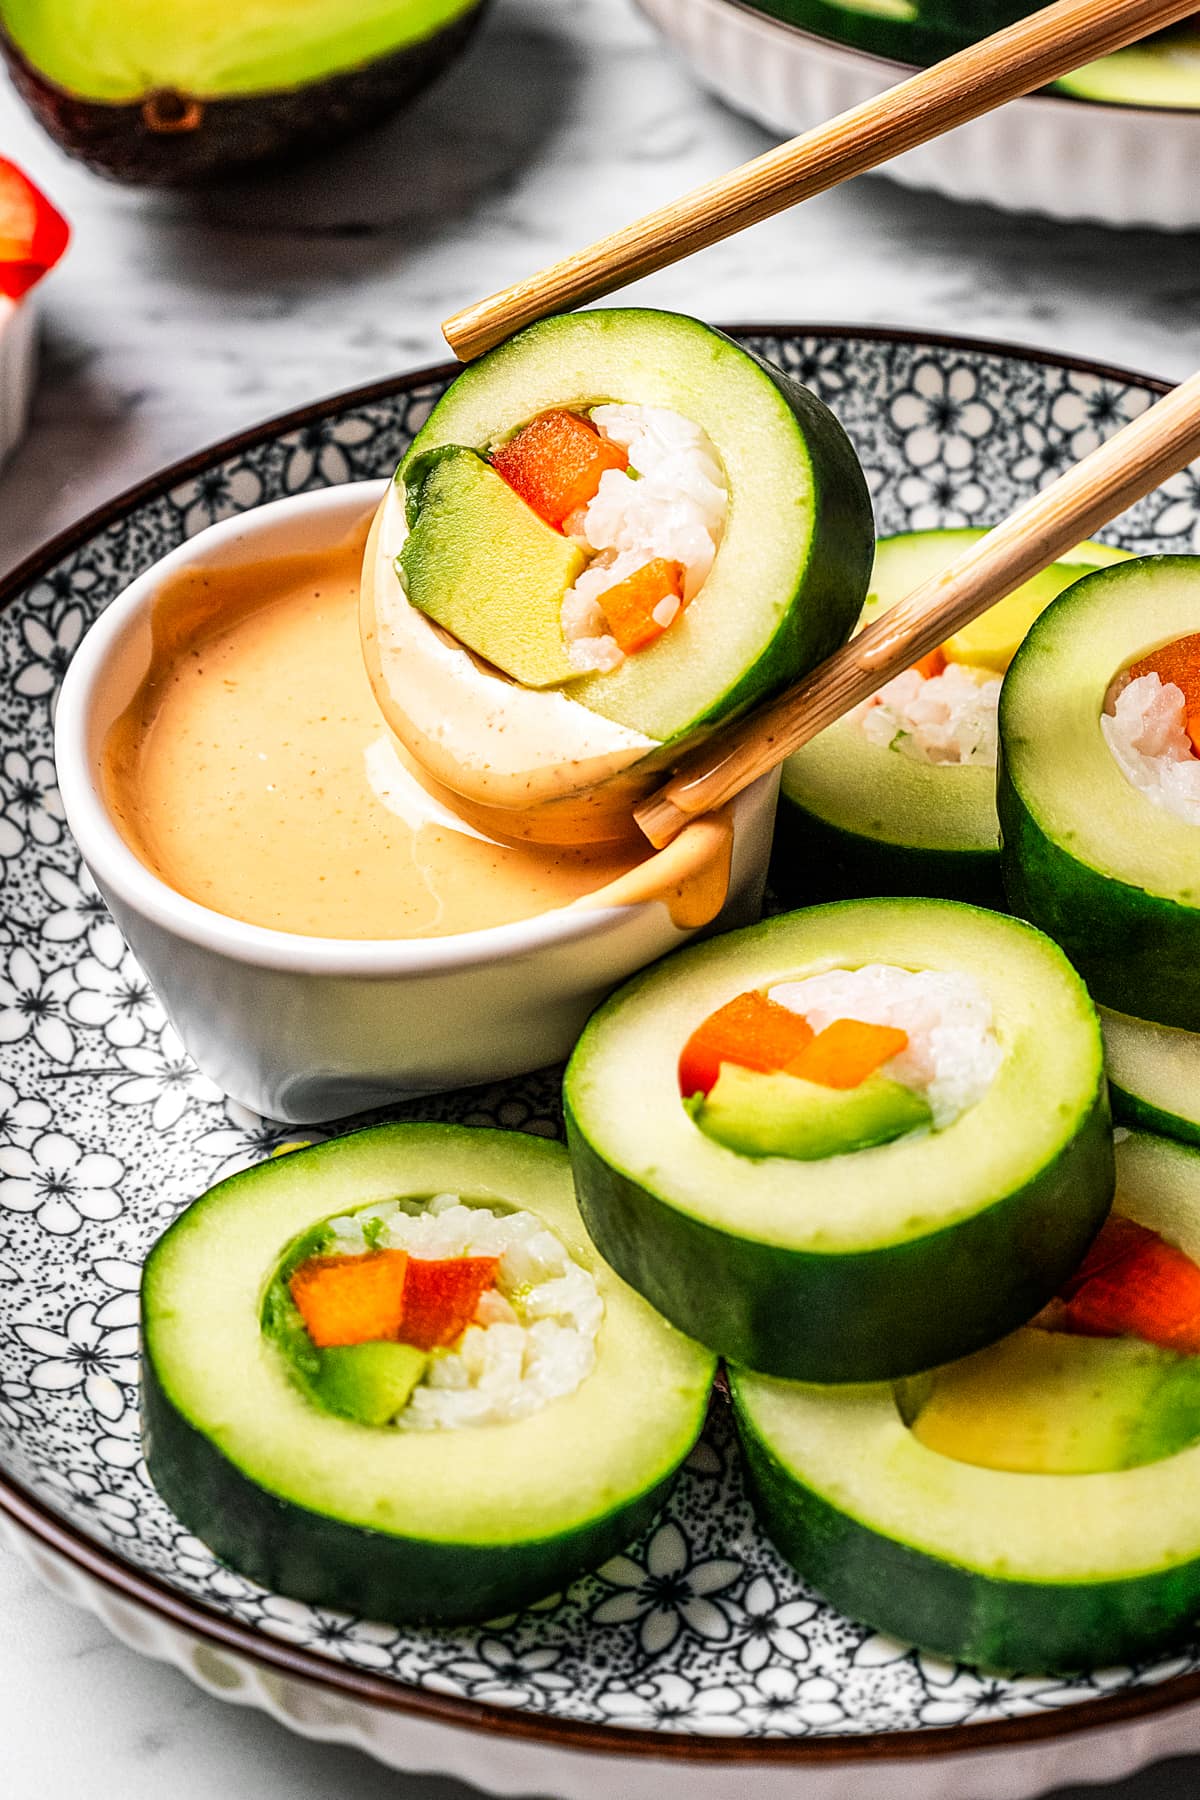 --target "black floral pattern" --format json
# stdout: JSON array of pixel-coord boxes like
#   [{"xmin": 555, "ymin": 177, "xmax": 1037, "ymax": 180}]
[{"xmin": 0, "ymin": 333, "xmax": 1197, "ymax": 1740}]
